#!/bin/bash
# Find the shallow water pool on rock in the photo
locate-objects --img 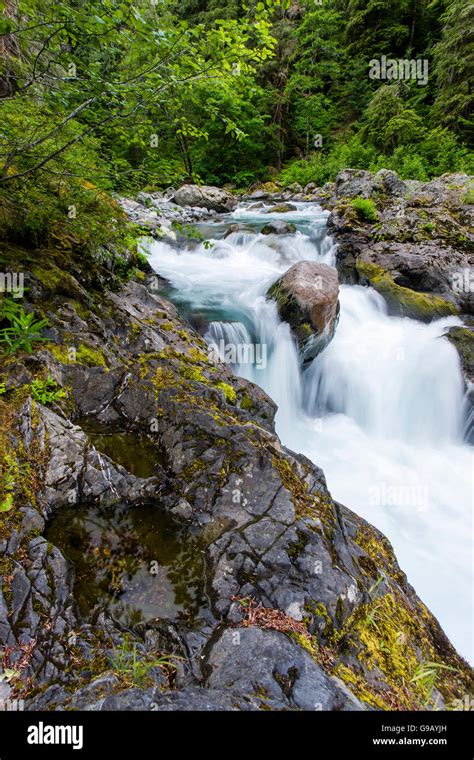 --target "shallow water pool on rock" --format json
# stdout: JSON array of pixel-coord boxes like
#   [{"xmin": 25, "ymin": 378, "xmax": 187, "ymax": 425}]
[
  {"xmin": 78, "ymin": 419, "xmax": 166, "ymax": 478},
  {"xmin": 46, "ymin": 503, "xmax": 208, "ymax": 628}
]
